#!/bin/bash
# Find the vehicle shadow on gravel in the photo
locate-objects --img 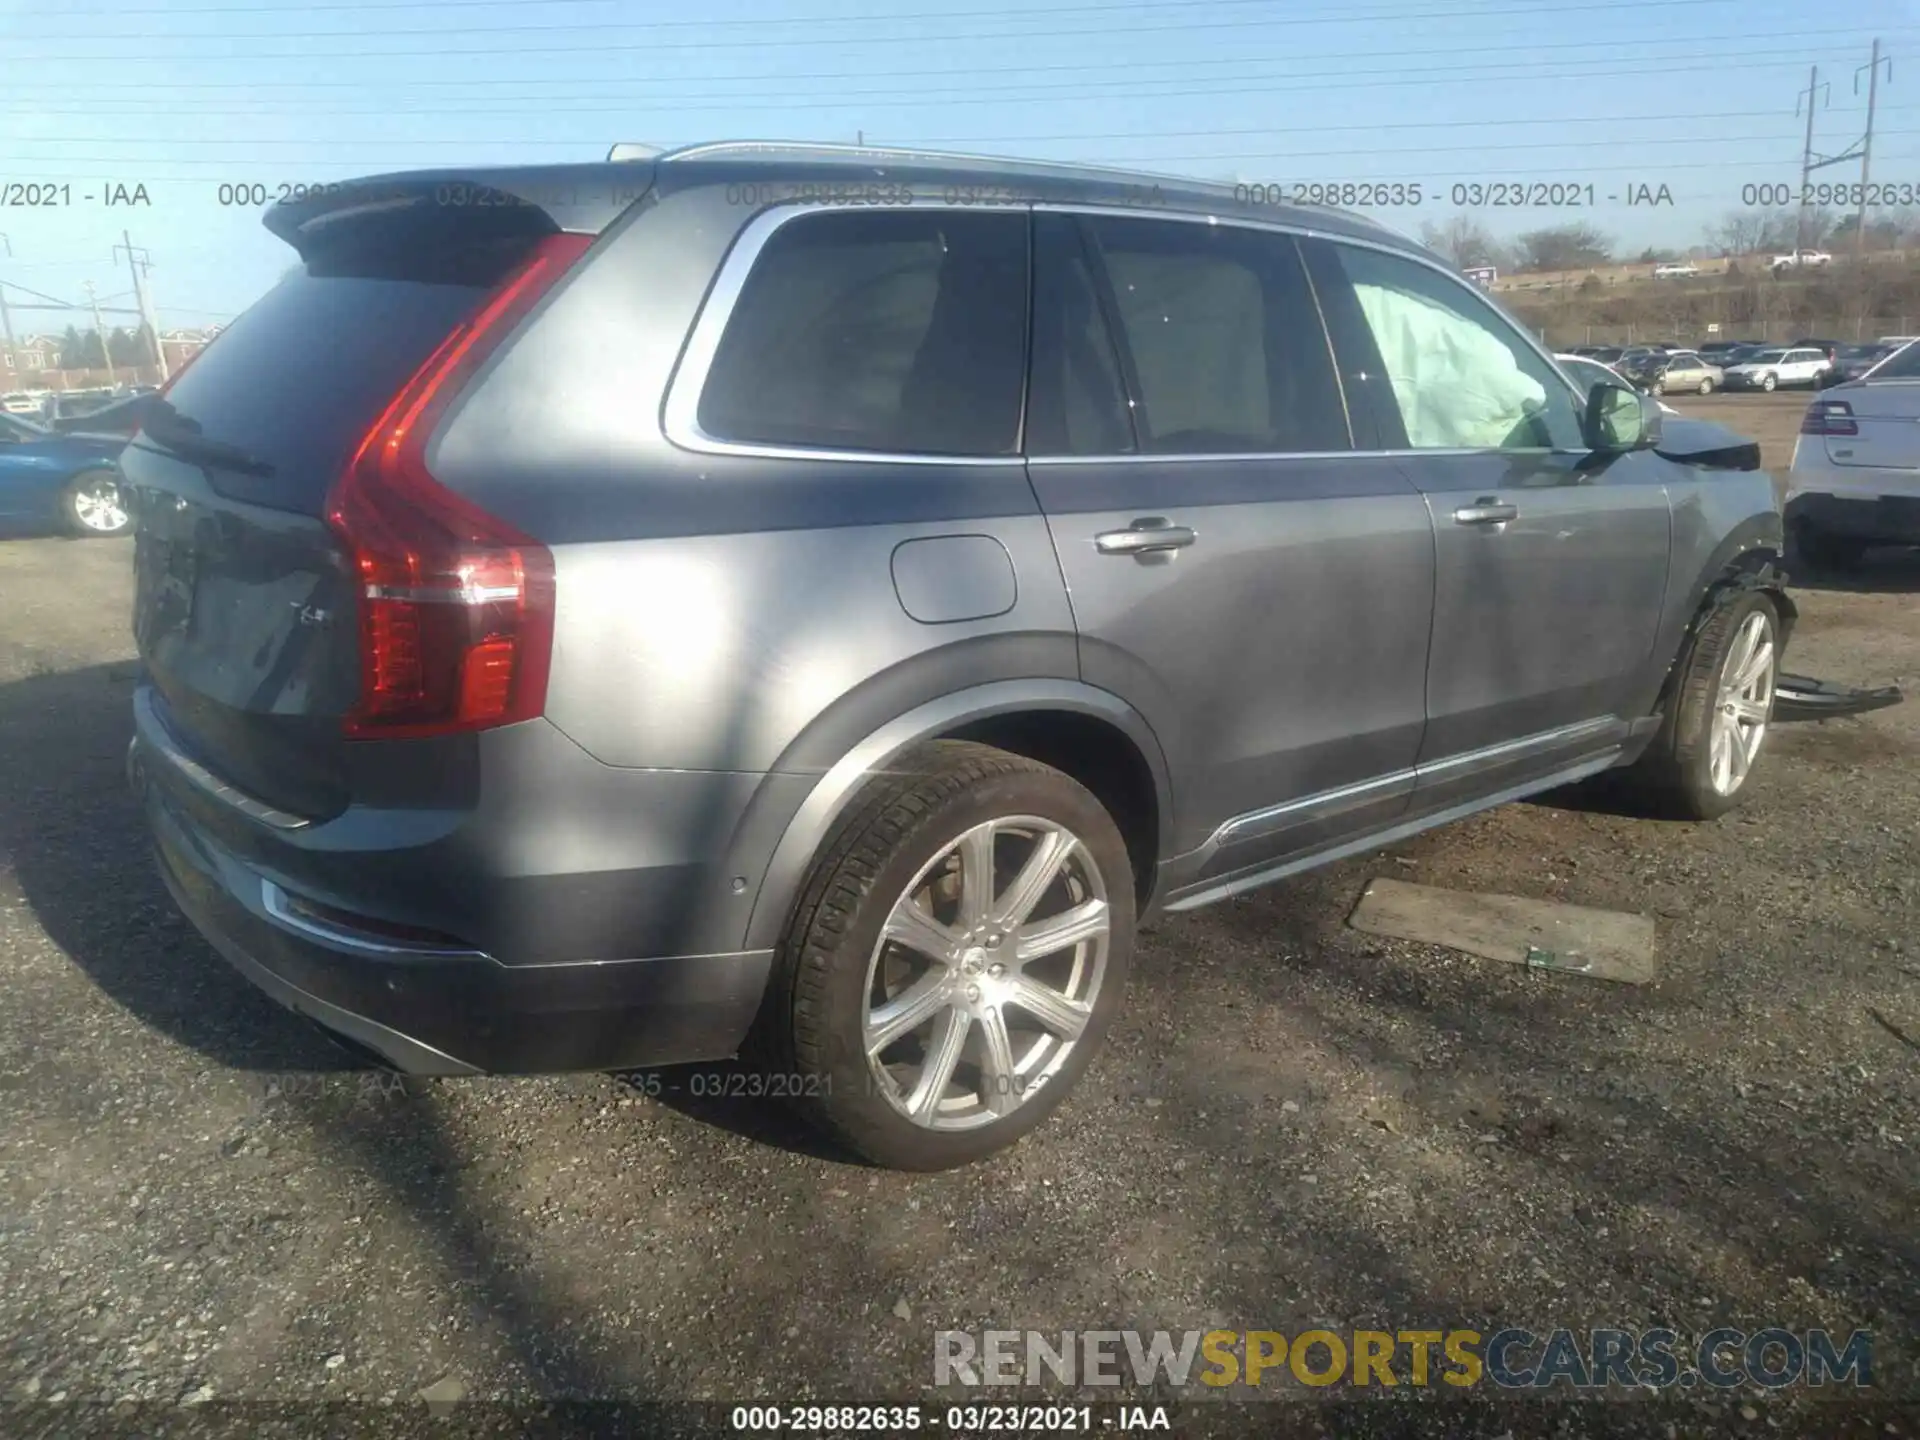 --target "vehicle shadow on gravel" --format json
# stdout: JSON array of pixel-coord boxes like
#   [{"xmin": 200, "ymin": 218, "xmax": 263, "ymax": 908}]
[
  {"xmin": 2, "ymin": 659, "xmax": 663, "ymax": 1406},
  {"xmin": 1785, "ymin": 543, "xmax": 1920, "ymax": 595},
  {"xmin": 2, "ymin": 661, "xmax": 351, "ymax": 1075}
]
